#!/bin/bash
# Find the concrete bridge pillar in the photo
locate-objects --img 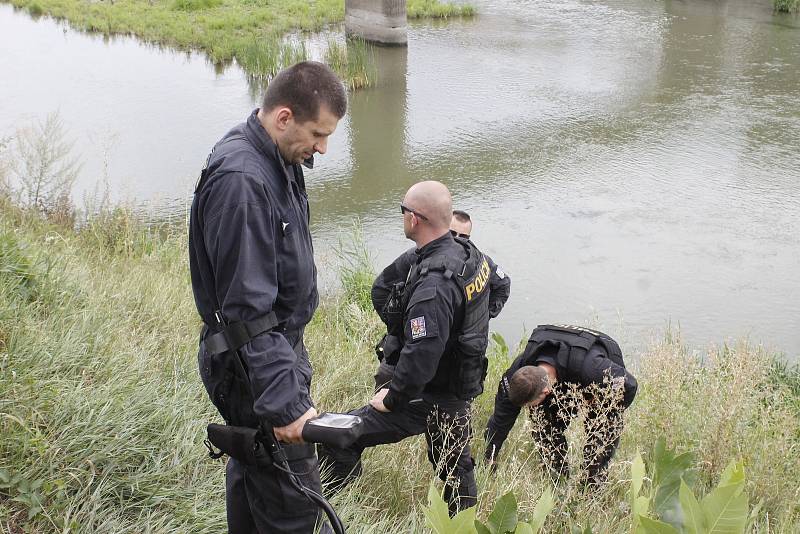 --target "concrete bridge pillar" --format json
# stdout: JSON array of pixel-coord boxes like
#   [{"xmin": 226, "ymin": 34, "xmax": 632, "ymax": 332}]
[{"xmin": 345, "ymin": 0, "xmax": 408, "ymax": 46}]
